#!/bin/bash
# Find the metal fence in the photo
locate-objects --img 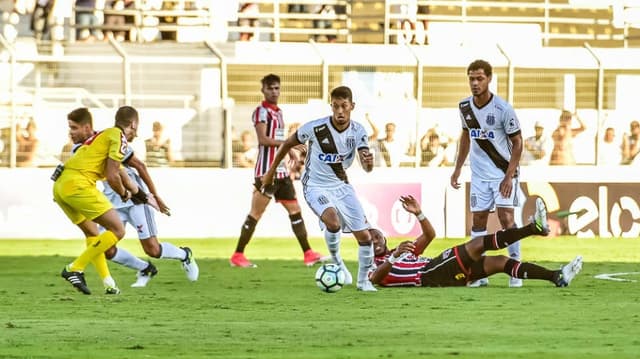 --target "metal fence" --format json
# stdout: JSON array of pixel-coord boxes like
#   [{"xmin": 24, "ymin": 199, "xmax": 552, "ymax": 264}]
[{"xmin": 2, "ymin": 37, "xmax": 640, "ymax": 169}]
